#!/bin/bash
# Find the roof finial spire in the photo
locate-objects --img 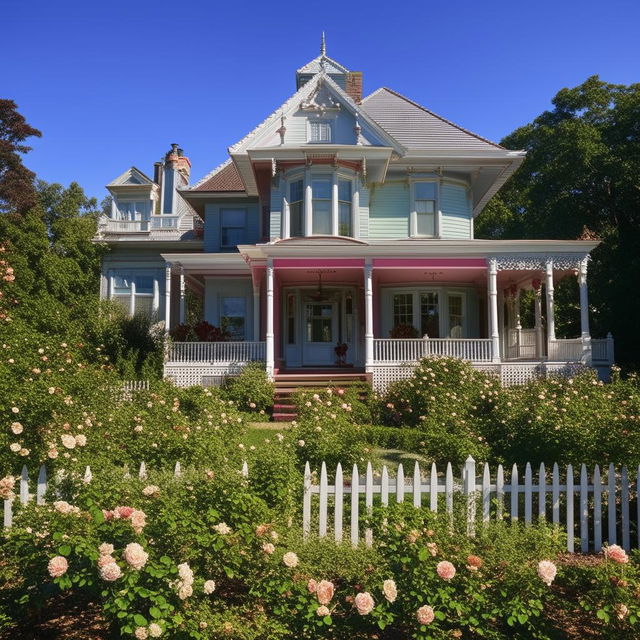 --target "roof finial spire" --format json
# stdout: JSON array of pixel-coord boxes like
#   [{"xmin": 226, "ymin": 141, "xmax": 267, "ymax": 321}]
[{"xmin": 320, "ymin": 31, "xmax": 326, "ymax": 56}]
